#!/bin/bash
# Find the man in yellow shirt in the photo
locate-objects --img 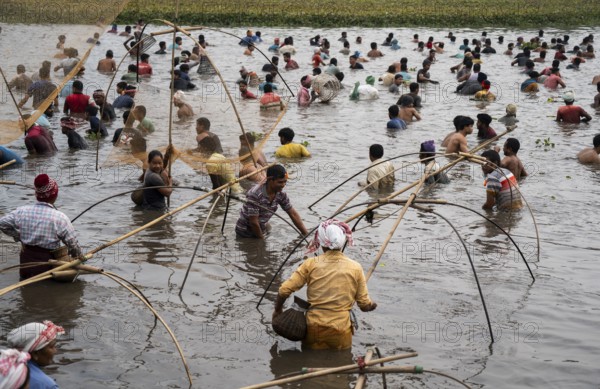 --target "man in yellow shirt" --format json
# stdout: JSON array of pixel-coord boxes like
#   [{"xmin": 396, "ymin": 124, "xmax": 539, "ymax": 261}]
[
  {"xmin": 275, "ymin": 127, "xmax": 311, "ymax": 158},
  {"xmin": 274, "ymin": 219, "xmax": 377, "ymax": 350}
]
